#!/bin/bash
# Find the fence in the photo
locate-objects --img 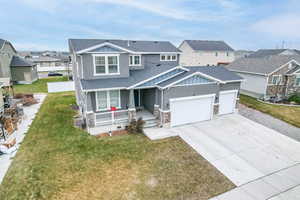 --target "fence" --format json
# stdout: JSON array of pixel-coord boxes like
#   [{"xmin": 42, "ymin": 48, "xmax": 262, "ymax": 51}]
[{"xmin": 47, "ymin": 81, "xmax": 75, "ymax": 93}]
